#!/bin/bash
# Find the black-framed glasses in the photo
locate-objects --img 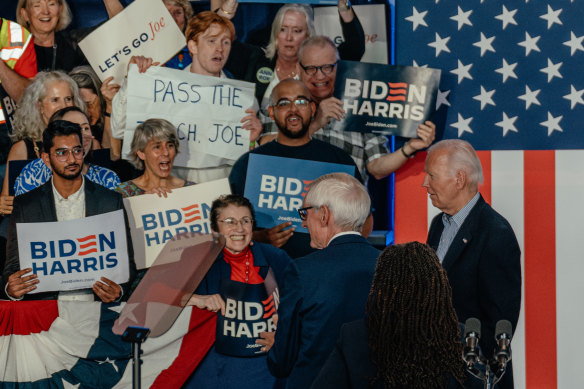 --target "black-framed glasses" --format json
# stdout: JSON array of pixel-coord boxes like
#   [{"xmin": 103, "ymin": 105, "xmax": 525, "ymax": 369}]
[
  {"xmin": 53, "ymin": 147, "xmax": 84, "ymax": 162},
  {"xmin": 299, "ymin": 62, "xmax": 338, "ymax": 76},
  {"xmin": 219, "ymin": 217, "xmax": 254, "ymax": 228},
  {"xmin": 273, "ymin": 97, "xmax": 311, "ymax": 110},
  {"xmin": 297, "ymin": 206, "xmax": 313, "ymax": 221}
]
